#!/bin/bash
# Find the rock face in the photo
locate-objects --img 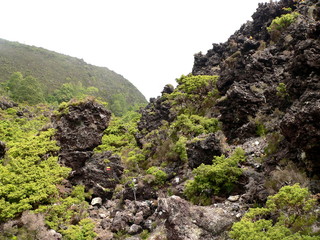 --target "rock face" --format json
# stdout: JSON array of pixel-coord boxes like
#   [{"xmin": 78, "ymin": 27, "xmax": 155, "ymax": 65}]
[
  {"xmin": 186, "ymin": 133, "xmax": 225, "ymax": 169},
  {"xmin": 0, "ymin": 141, "xmax": 6, "ymax": 159},
  {"xmin": 156, "ymin": 196, "xmax": 238, "ymax": 240},
  {"xmin": 280, "ymin": 92, "xmax": 320, "ymax": 174},
  {"xmin": 137, "ymin": 86, "xmax": 175, "ymax": 144},
  {"xmin": 53, "ymin": 100, "xmax": 111, "ymax": 153},
  {"xmin": 191, "ymin": 0, "xmax": 320, "ymax": 179},
  {"xmin": 192, "ymin": 0, "xmax": 319, "ymax": 145},
  {"xmin": 69, "ymin": 151, "xmax": 123, "ymax": 199},
  {"xmin": 52, "ymin": 99, "xmax": 123, "ymax": 198}
]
